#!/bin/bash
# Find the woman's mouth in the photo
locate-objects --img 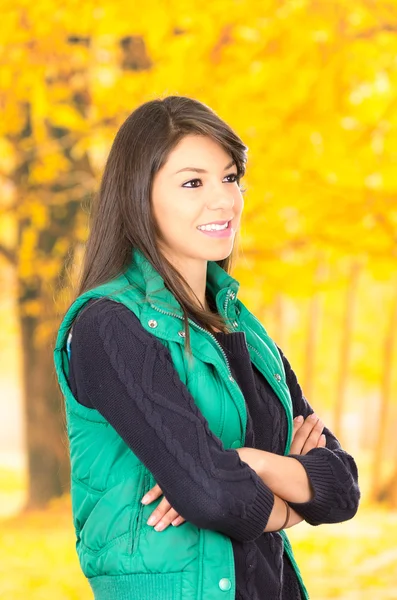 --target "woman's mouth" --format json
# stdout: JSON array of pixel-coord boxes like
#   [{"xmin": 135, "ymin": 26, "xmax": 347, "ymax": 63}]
[{"xmin": 196, "ymin": 220, "xmax": 233, "ymax": 238}]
